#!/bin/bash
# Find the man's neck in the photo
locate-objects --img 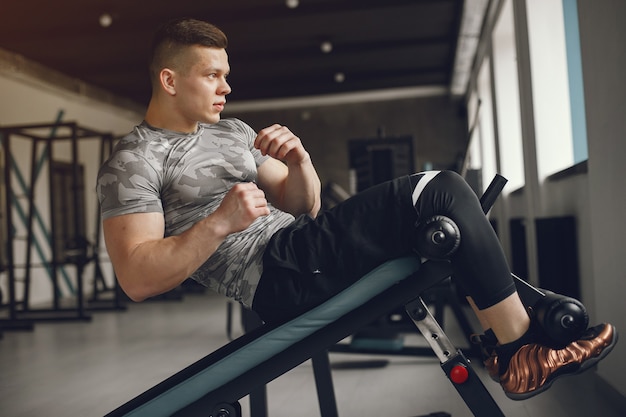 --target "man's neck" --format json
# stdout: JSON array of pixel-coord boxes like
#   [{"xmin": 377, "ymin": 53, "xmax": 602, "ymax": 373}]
[{"xmin": 144, "ymin": 99, "xmax": 198, "ymax": 134}]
